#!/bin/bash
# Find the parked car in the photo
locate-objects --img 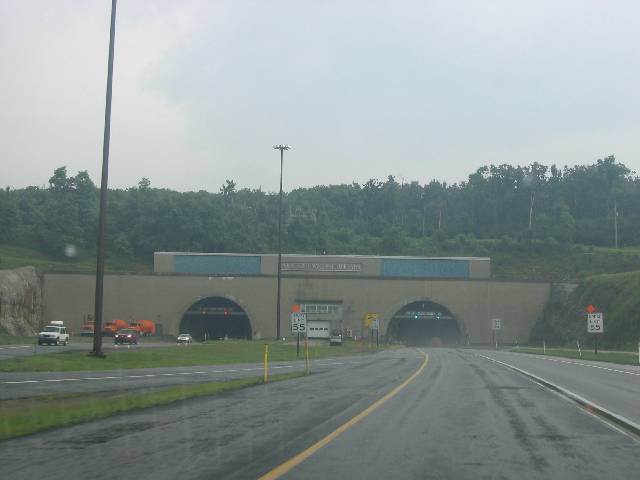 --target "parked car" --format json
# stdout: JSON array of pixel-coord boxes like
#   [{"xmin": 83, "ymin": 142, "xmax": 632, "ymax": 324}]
[
  {"xmin": 38, "ymin": 322, "xmax": 70, "ymax": 346},
  {"xmin": 114, "ymin": 328, "xmax": 139, "ymax": 345},
  {"xmin": 177, "ymin": 333, "xmax": 193, "ymax": 344},
  {"xmin": 329, "ymin": 330, "xmax": 343, "ymax": 346}
]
